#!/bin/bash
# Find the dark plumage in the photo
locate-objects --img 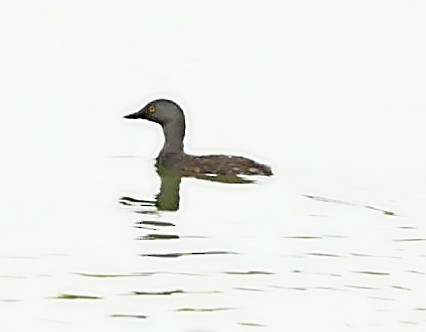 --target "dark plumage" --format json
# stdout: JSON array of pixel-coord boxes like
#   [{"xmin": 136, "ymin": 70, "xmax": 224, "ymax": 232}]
[{"xmin": 124, "ymin": 99, "xmax": 272, "ymax": 177}]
